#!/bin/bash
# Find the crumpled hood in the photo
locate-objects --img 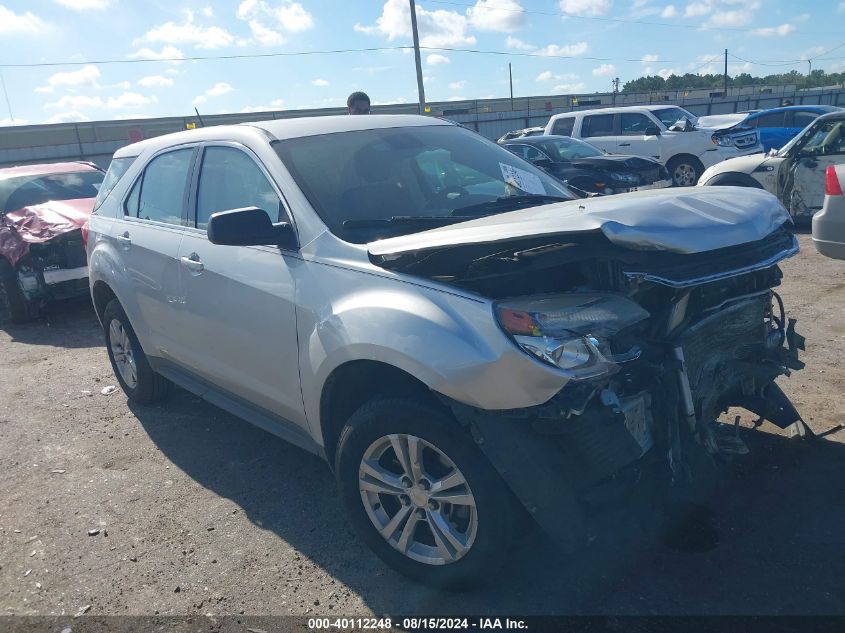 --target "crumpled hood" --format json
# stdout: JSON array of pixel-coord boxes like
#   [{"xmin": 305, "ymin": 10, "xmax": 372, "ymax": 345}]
[
  {"xmin": 696, "ymin": 113, "xmax": 749, "ymax": 130},
  {"xmin": 368, "ymin": 187, "xmax": 791, "ymax": 260},
  {"xmin": 0, "ymin": 197, "xmax": 93, "ymax": 266}
]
